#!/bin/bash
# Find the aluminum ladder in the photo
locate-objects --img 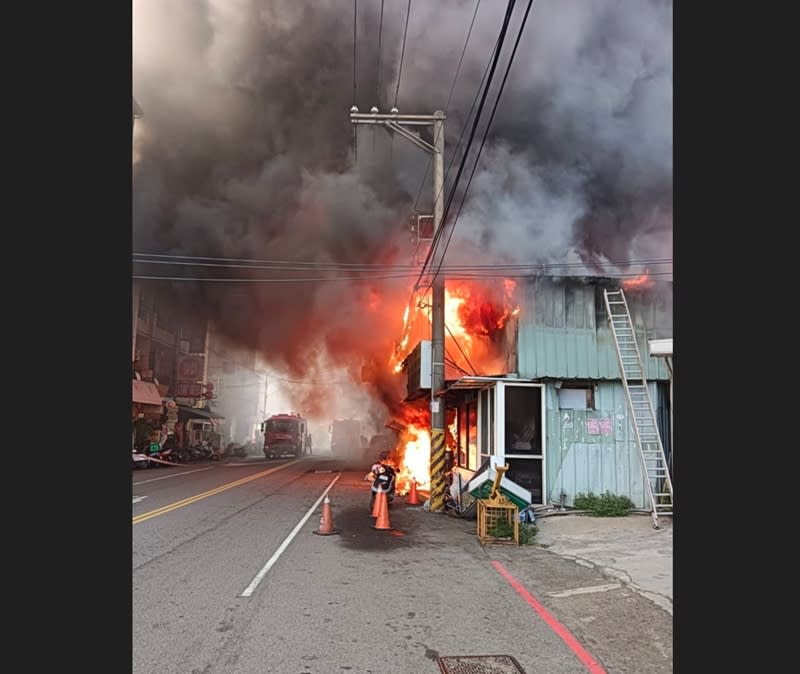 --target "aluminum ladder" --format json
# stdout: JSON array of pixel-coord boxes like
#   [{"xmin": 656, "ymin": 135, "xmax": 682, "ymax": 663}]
[{"xmin": 603, "ymin": 288, "xmax": 673, "ymax": 528}]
